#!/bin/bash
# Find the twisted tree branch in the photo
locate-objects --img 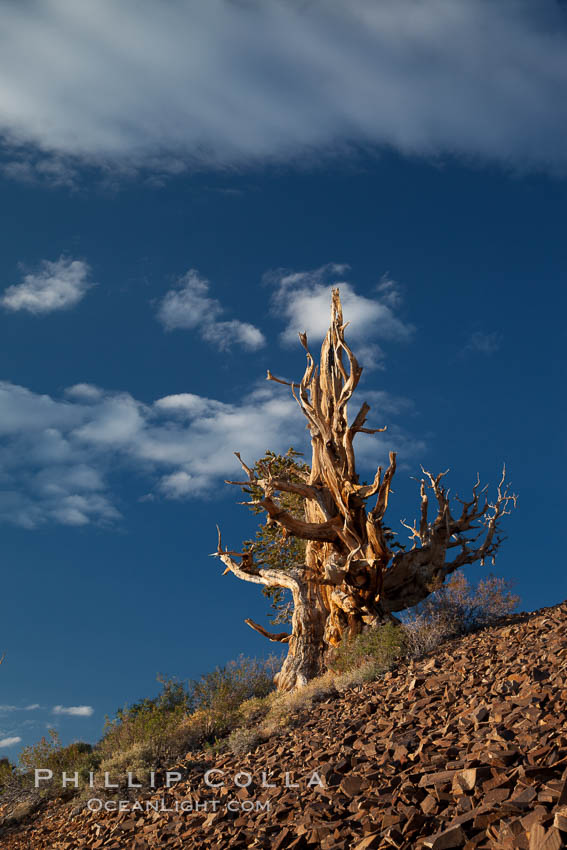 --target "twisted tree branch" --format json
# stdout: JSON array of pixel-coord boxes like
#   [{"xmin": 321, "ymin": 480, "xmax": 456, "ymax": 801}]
[
  {"xmin": 244, "ymin": 619, "xmax": 291, "ymax": 643},
  {"xmin": 383, "ymin": 466, "xmax": 517, "ymax": 611}
]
